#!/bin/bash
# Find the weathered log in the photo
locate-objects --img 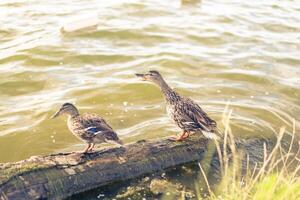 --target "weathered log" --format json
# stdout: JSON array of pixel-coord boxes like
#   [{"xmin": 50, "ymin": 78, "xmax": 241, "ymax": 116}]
[{"xmin": 0, "ymin": 135, "xmax": 210, "ymax": 200}]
